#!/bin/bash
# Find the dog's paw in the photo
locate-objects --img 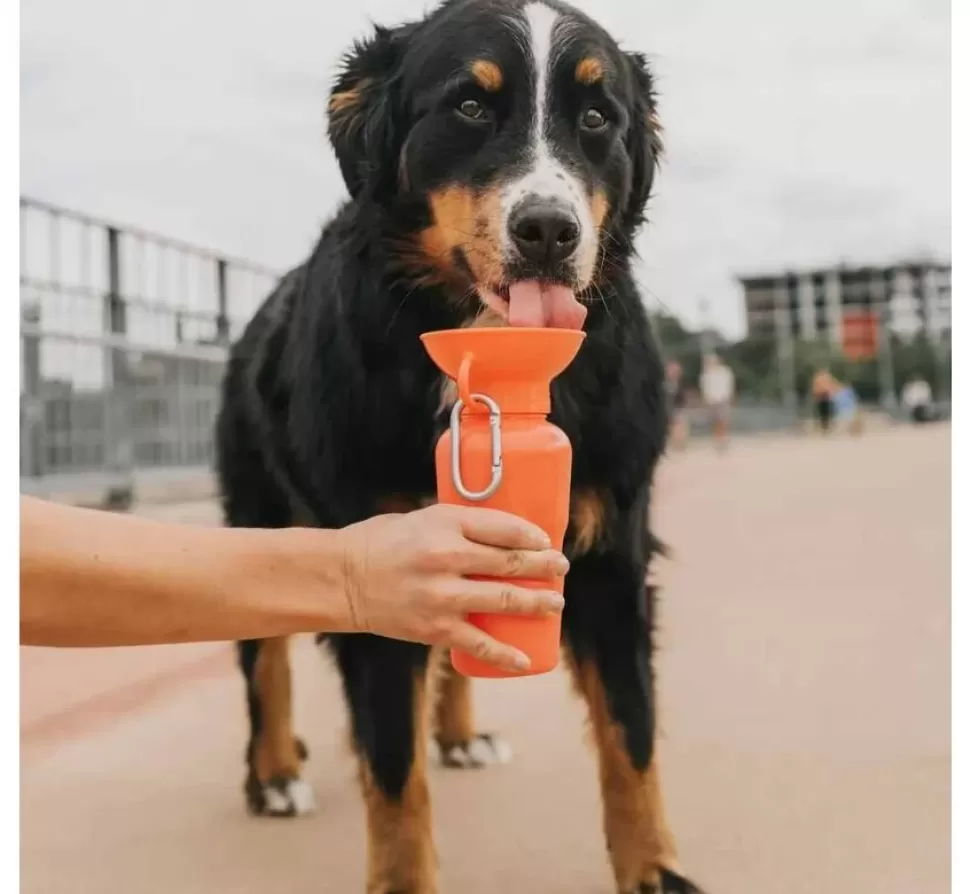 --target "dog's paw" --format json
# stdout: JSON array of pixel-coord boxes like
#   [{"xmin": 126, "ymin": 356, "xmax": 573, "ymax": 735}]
[
  {"xmin": 245, "ymin": 773, "xmax": 316, "ymax": 818},
  {"xmin": 434, "ymin": 732, "xmax": 512, "ymax": 769},
  {"xmin": 628, "ymin": 869, "xmax": 707, "ymax": 894}
]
